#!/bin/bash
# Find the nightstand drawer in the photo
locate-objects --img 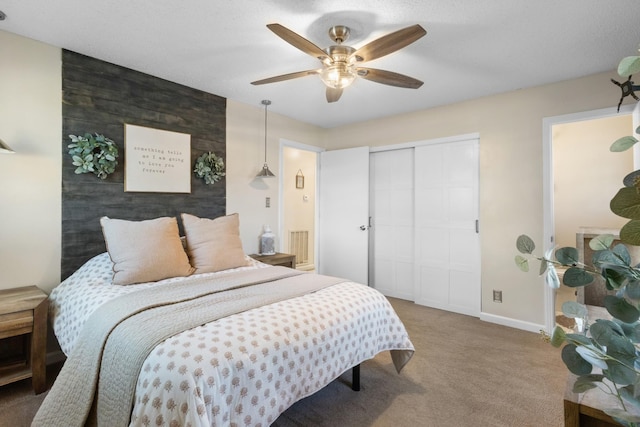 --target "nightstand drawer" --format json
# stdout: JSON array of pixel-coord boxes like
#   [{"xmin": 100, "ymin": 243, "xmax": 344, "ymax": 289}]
[{"xmin": 0, "ymin": 310, "xmax": 34, "ymax": 339}]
